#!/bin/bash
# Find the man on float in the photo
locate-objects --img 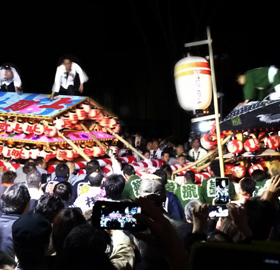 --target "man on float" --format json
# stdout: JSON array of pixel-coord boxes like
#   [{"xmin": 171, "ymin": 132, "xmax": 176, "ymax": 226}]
[
  {"xmin": 237, "ymin": 65, "xmax": 280, "ymax": 106},
  {"xmin": 0, "ymin": 64, "xmax": 22, "ymax": 93},
  {"xmin": 50, "ymin": 56, "xmax": 88, "ymax": 100}
]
